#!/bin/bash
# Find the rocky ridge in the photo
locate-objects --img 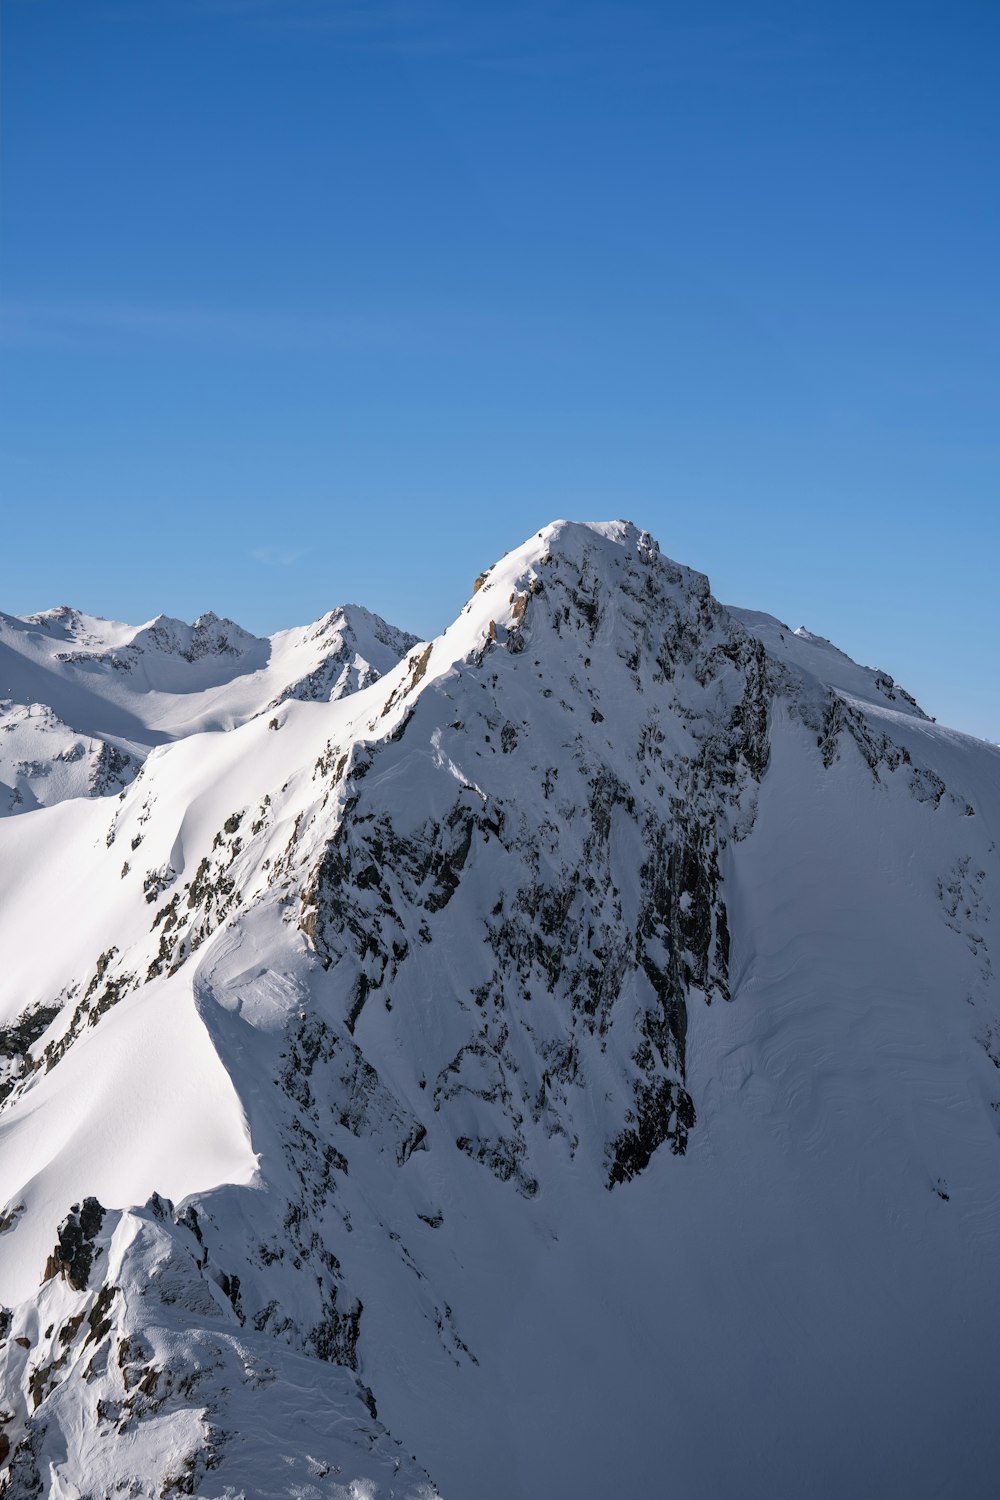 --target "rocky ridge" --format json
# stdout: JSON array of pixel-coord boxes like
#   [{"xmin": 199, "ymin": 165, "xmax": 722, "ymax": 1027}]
[{"xmin": 0, "ymin": 521, "xmax": 997, "ymax": 1497}]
